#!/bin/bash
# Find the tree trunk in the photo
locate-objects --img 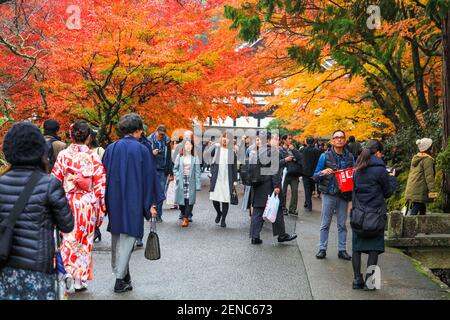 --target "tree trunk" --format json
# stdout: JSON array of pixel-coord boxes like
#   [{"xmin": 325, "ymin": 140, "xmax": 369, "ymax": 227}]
[
  {"xmin": 411, "ymin": 39, "xmax": 428, "ymax": 113},
  {"xmin": 365, "ymin": 75, "xmax": 401, "ymax": 128},
  {"xmin": 442, "ymin": 8, "xmax": 450, "ymax": 212}
]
